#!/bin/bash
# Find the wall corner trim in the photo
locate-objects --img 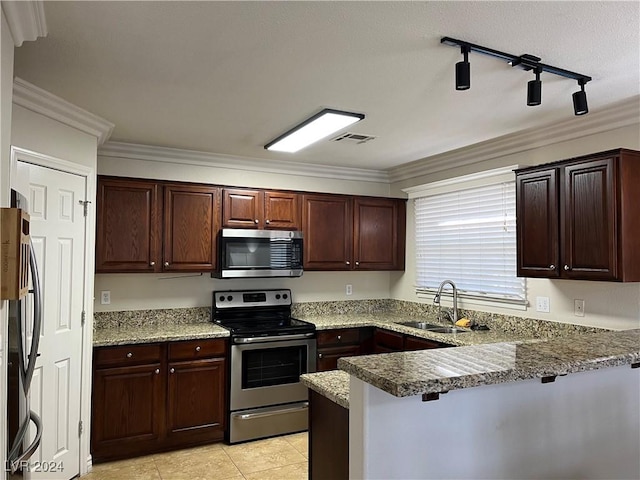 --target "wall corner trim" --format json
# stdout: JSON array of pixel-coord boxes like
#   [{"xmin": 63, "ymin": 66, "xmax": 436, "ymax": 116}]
[
  {"xmin": 2, "ymin": 0, "xmax": 47, "ymax": 47},
  {"xmin": 12, "ymin": 77, "xmax": 115, "ymax": 145}
]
